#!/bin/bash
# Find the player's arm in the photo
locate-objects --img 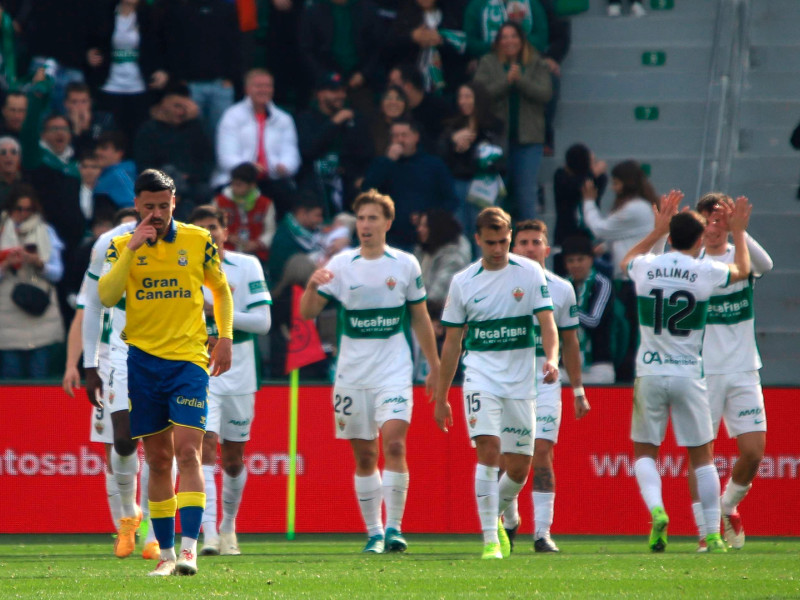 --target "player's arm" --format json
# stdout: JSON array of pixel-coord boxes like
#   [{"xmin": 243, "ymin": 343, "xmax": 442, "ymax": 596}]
[
  {"xmin": 725, "ymin": 196, "xmax": 752, "ymax": 284},
  {"xmin": 299, "ymin": 268, "xmax": 333, "ymax": 320},
  {"xmin": 560, "ymin": 328, "xmax": 589, "ymax": 419},
  {"xmin": 408, "ymin": 301, "xmax": 441, "ymax": 398},
  {"xmin": 620, "ymin": 189, "xmax": 682, "ymax": 274},
  {"xmin": 98, "ymin": 215, "xmax": 156, "ymax": 307},
  {"xmin": 746, "ymin": 232, "xmax": 773, "ymax": 276},
  {"xmin": 433, "ymin": 325, "xmax": 463, "ymax": 433},
  {"xmin": 233, "ymin": 303, "xmax": 271, "ymax": 335},
  {"xmin": 205, "ymin": 260, "xmax": 235, "ymax": 377},
  {"xmin": 62, "ymin": 308, "xmax": 83, "ymax": 398},
  {"xmin": 536, "ymin": 308, "xmax": 559, "ymax": 384}
]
